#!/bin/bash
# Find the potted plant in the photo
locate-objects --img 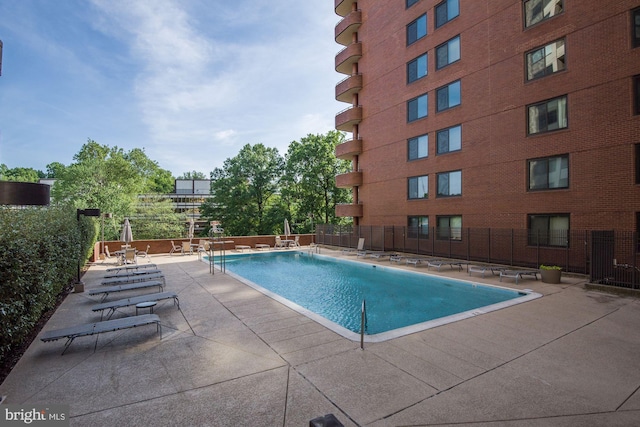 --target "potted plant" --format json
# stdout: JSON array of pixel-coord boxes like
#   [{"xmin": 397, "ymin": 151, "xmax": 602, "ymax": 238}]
[{"xmin": 540, "ymin": 264, "xmax": 562, "ymax": 284}]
